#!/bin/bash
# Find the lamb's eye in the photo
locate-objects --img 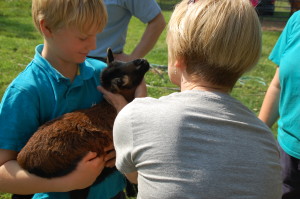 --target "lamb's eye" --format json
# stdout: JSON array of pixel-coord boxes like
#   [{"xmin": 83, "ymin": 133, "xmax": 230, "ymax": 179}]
[
  {"xmin": 122, "ymin": 76, "xmax": 129, "ymax": 86},
  {"xmin": 117, "ymin": 78, "xmax": 123, "ymax": 85},
  {"xmin": 111, "ymin": 78, "xmax": 123, "ymax": 87}
]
